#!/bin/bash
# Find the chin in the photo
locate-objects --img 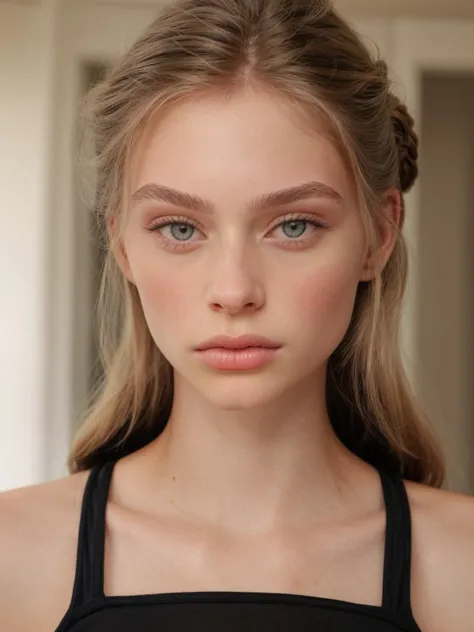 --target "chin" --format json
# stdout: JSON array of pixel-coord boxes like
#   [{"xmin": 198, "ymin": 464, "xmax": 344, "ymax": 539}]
[{"xmin": 195, "ymin": 372, "xmax": 293, "ymax": 411}]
